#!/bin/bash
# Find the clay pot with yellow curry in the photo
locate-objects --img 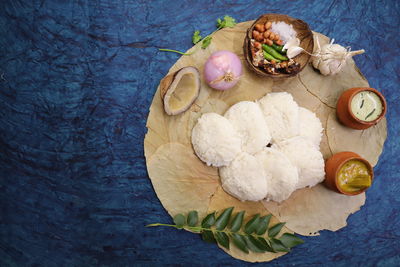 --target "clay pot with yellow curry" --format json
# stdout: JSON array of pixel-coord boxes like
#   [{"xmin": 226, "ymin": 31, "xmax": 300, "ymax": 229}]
[{"xmin": 325, "ymin": 152, "xmax": 374, "ymax": 196}]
